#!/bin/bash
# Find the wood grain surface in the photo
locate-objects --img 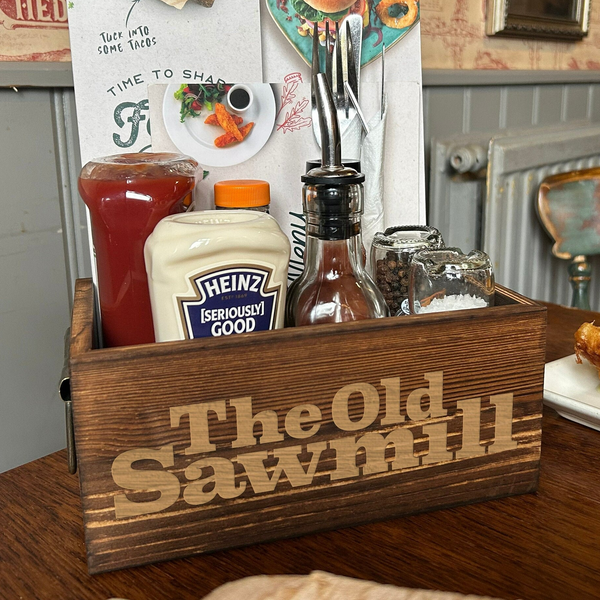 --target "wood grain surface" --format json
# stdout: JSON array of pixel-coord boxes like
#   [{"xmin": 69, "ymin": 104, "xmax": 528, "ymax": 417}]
[
  {"xmin": 68, "ymin": 280, "xmax": 546, "ymax": 573},
  {"xmin": 0, "ymin": 302, "xmax": 598, "ymax": 599}
]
